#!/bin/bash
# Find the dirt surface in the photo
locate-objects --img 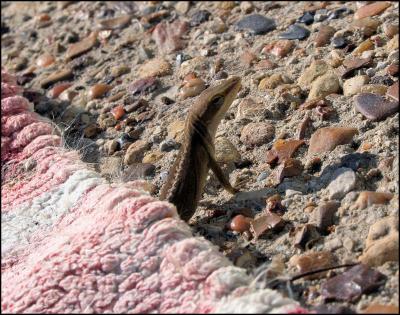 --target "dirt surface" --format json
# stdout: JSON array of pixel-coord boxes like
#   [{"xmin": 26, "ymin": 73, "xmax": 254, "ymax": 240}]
[{"xmin": 1, "ymin": 1, "xmax": 399, "ymax": 313}]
